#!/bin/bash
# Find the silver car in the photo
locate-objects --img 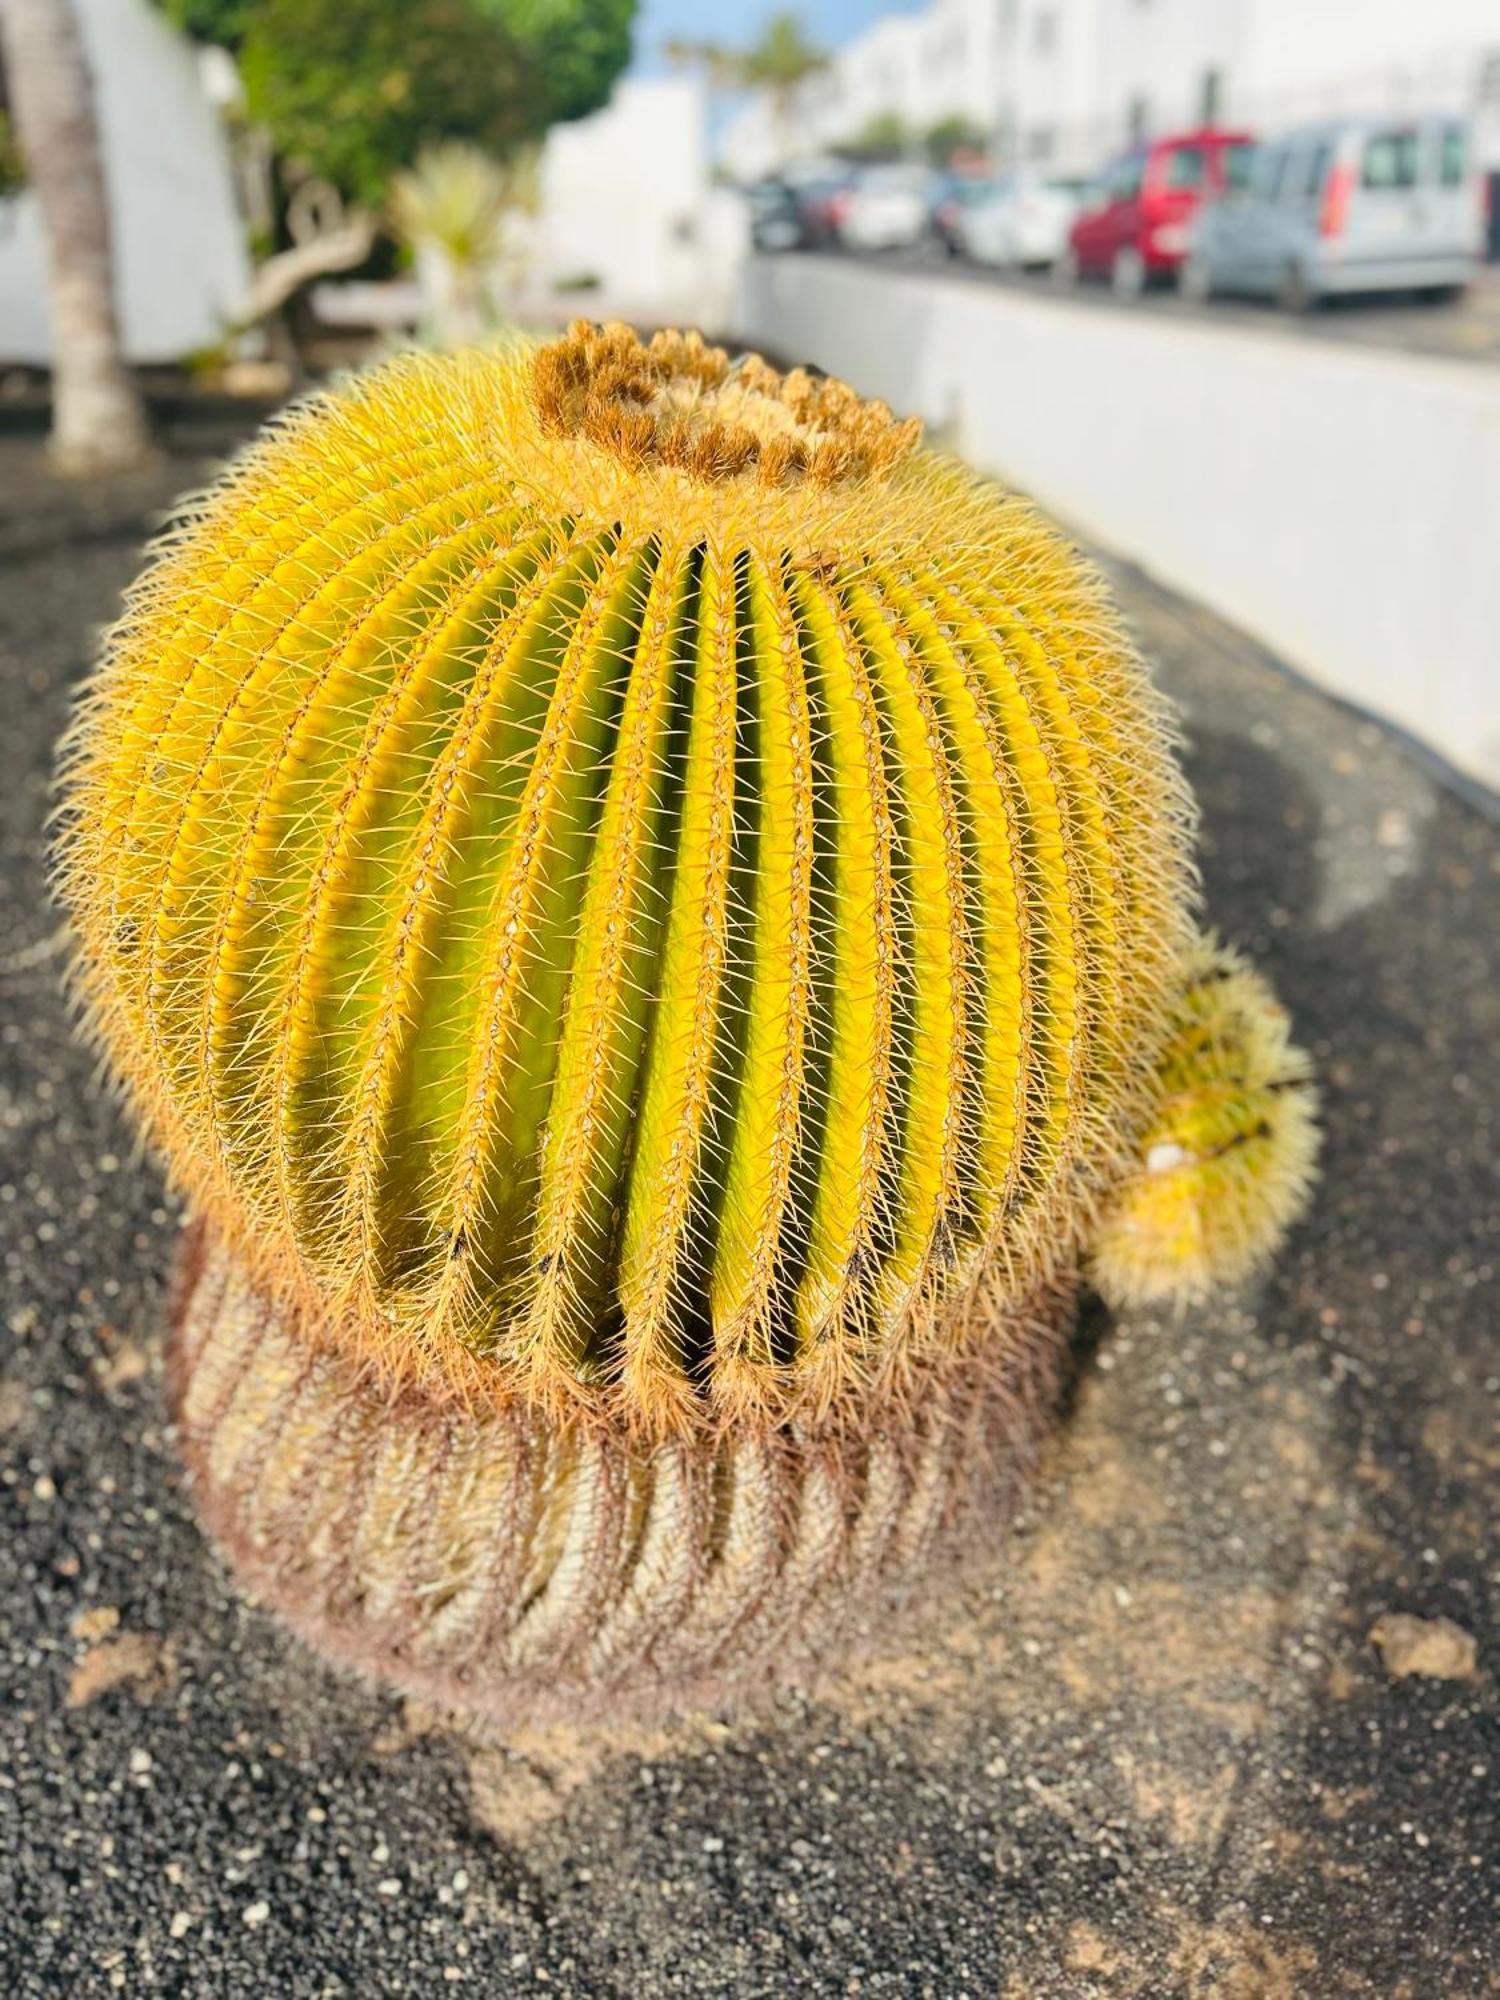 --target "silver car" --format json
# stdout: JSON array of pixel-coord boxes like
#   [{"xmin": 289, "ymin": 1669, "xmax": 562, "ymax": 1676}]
[{"xmin": 1182, "ymin": 114, "xmax": 1485, "ymax": 309}]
